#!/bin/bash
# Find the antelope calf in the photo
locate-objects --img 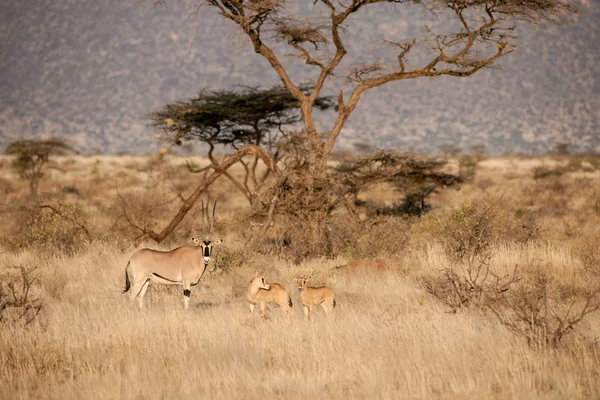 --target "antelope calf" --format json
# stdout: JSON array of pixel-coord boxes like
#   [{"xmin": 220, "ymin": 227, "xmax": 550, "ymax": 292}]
[
  {"xmin": 296, "ymin": 276, "xmax": 336, "ymax": 321},
  {"xmin": 247, "ymin": 273, "xmax": 293, "ymax": 317}
]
